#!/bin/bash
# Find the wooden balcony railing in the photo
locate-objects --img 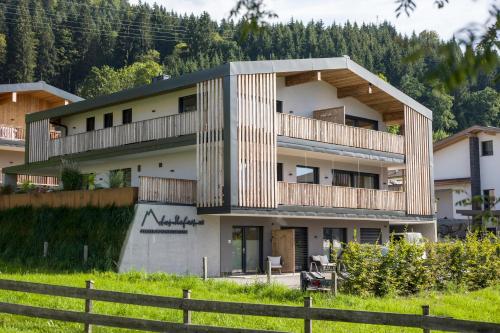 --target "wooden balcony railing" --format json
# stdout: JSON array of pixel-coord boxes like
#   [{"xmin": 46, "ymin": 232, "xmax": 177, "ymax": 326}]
[
  {"xmin": 0, "ymin": 173, "xmax": 59, "ymax": 187},
  {"xmin": 0, "ymin": 125, "xmax": 25, "ymax": 141},
  {"xmin": 139, "ymin": 176, "xmax": 197, "ymax": 205},
  {"xmin": 49, "ymin": 112, "xmax": 197, "ymax": 157},
  {"xmin": 277, "ymin": 181, "xmax": 406, "ymax": 211},
  {"xmin": 277, "ymin": 113, "xmax": 405, "ymax": 155}
]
